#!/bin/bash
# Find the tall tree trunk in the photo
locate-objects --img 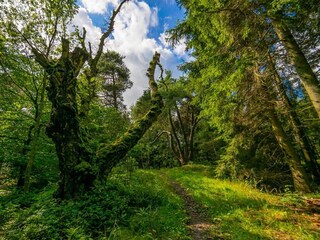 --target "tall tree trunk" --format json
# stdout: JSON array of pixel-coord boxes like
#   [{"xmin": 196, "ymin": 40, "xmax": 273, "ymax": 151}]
[
  {"xmin": 253, "ymin": 65, "xmax": 312, "ymax": 193},
  {"xmin": 272, "ymin": 20, "xmax": 320, "ymax": 119},
  {"xmin": 17, "ymin": 125, "xmax": 34, "ymax": 188},
  {"xmin": 270, "ymin": 62, "xmax": 320, "ymax": 183},
  {"xmin": 188, "ymin": 111, "xmax": 200, "ymax": 162},
  {"xmin": 45, "ymin": 42, "xmax": 92, "ymax": 199},
  {"xmin": 23, "ymin": 76, "xmax": 47, "ymax": 192},
  {"xmin": 268, "ymin": 110, "xmax": 312, "ymax": 193},
  {"xmin": 169, "ymin": 109, "xmax": 185, "ymax": 166}
]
